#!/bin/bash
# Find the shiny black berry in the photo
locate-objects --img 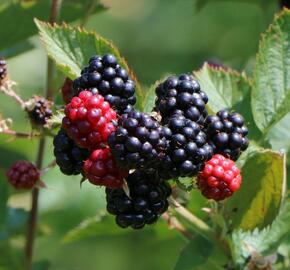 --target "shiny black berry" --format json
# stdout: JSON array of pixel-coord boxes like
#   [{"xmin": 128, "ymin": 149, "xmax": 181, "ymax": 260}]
[
  {"xmin": 72, "ymin": 54, "xmax": 136, "ymax": 114},
  {"xmin": 53, "ymin": 129, "xmax": 90, "ymax": 175},
  {"xmin": 108, "ymin": 110, "xmax": 168, "ymax": 170},
  {"xmin": 154, "ymin": 74, "xmax": 208, "ymax": 125},
  {"xmin": 106, "ymin": 170, "xmax": 171, "ymax": 229},
  {"xmin": 0, "ymin": 58, "xmax": 7, "ymax": 84},
  {"xmin": 204, "ymin": 109, "xmax": 249, "ymax": 160}
]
